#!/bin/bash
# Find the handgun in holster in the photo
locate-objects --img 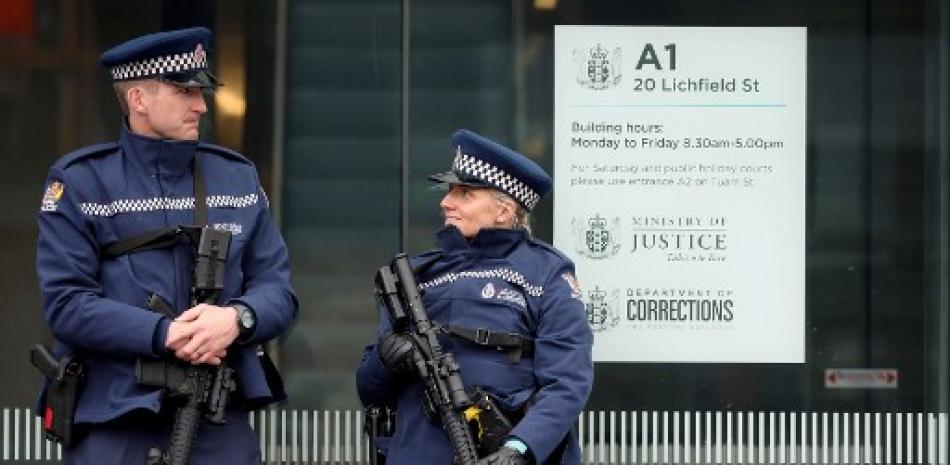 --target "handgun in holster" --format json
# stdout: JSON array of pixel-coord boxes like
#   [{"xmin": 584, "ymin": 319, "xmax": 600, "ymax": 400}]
[
  {"xmin": 464, "ymin": 388, "xmax": 517, "ymax": 457},
  {"xmin": 30, "ymin": 343, "xmax": 85, "ymax": 447},
  {"xmin": 364, "ymin": 405, "xmax": 396, "ymax": 465}
]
